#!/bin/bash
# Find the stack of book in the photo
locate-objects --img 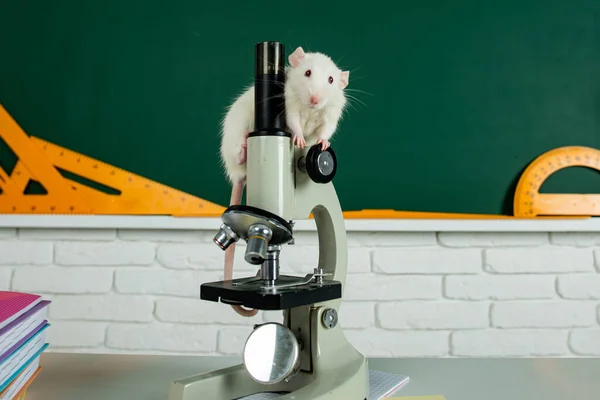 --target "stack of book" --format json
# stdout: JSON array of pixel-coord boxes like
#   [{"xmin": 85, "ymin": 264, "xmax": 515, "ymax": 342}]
[{"xmin": 0, "ymin": 291, "xmax": 50, "ymax": 400}]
